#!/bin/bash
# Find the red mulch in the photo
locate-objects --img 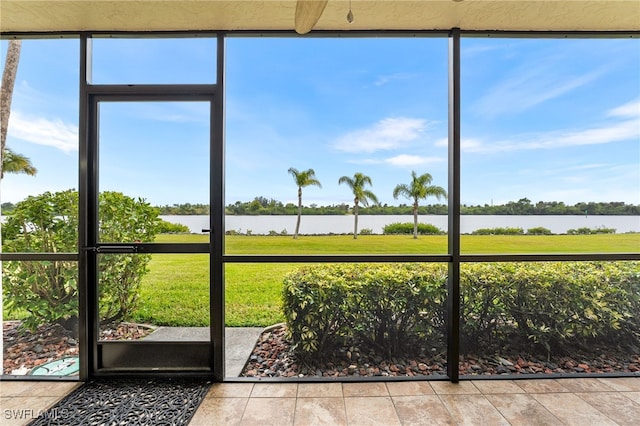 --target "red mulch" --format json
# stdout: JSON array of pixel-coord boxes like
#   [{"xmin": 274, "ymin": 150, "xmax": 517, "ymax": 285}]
[
  {"xmin": 241, "ymin": 324, "xmax": 640, "ymax": 378},
  {"xmin": 2, "ymin": 321, "xmax": 153, "ymax": 375}
]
